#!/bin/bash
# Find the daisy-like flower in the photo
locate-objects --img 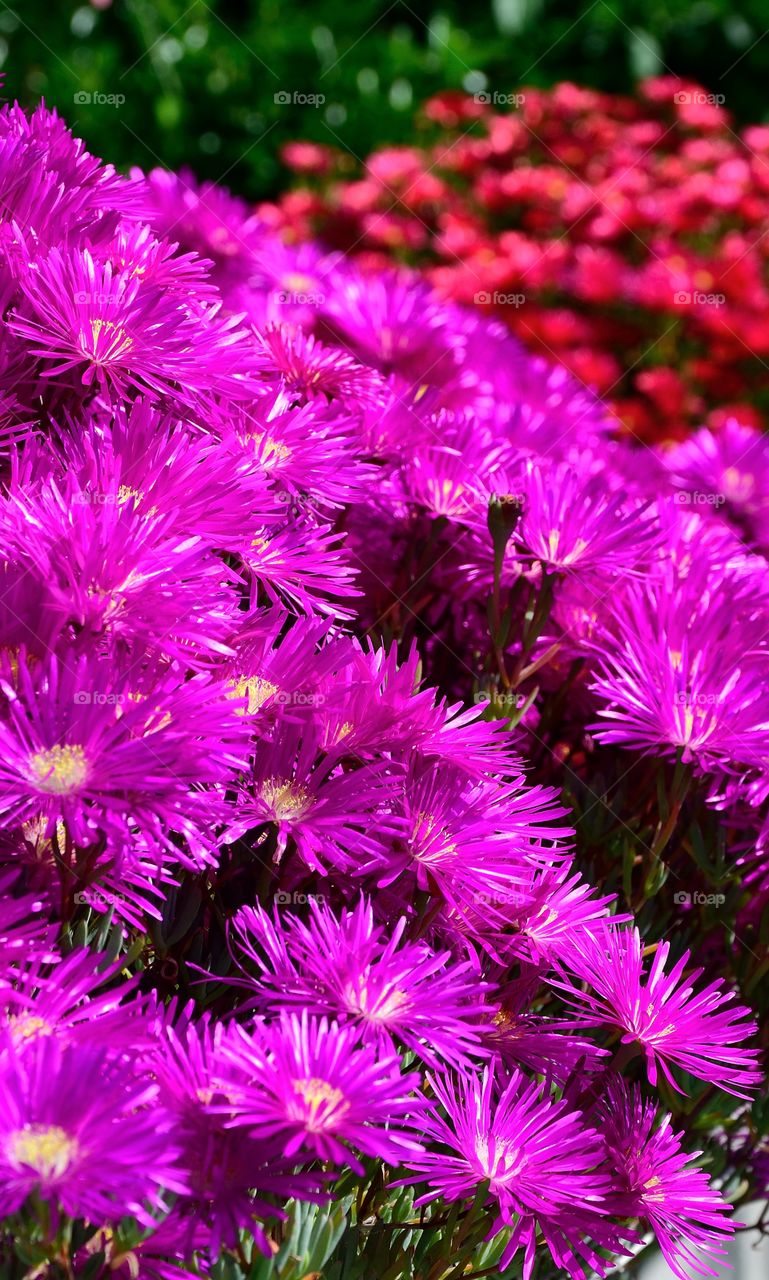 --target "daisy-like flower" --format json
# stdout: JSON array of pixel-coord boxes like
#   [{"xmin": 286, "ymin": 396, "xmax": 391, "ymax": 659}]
[
  {"xmin": 221, "ymin": 611, "xmax": 348, "ymax": 720},
  {"xmin": 0, "ymin": 650, "xmax": 249, "ymax": 861},
  {"xmin": 515, "ymin": 458, "xmax": 659, "ymax": 578},
  {"xmin": 589, "ymin": 577, "xmax": 769, "ymax": 770},
  {"xmin": 226, "ymin": 721, "xmax": 401, "ymax": 873},
  {"xmin": 598, "ymin": 1079, "xmax": 734, "ymax": 1280},
  {"xmin": 0, "ymin": 470, "xmax": 241, "ymax": 664},
  {"xmin": 0, "ymin": 1033, "xmax": 185, "ymax": 1224},
  {"xmin": 240, "ymin": 517, "xmax": 360, "ymax": 620},
  {"xmin": 380, "ymin": 758, "xmax": 572, "ymax": 917},
  {"xmin": 0, "ymin": 949, "xmax": 142, "ymax": 1053},
  {"xmin": 401, "ymin": 1064, "xmax": 632, "ymax": 1280},
  {"xmin": 224, "ymin": 392, "xmax": 374, "ymax": 511},
  {"xmin": 258, "ymin": 323, "xmax": 387, "ymax": 409},
  {"xmin": 552, "ymin": 925, "xmax": 761, "ymax": 1096},
  {"xmin": 661, "ymin": 417, "xmax": 769, "ymax": 549},
  {"xmin": 222, "ymin": 1011, "xmax": 423, "ymax": 1171},
  {"xmin": 8, "ymin": 242, "xmax": 257, "ymax": 409},
  {"xmin": 320, "ymin": 267, "xmax": 462, "ymax": 387},
  {"xmin": 56, "ymin": 397, "xmax": 277, "ymax": 551},
  {"xmin": 0, "ymin": 102, "xmax": 142, "ymax": 250},
  {"xmin": 151, "ymin": 1015, "xmax": 327, "ymax": 1256},
  {"xmin": 229, "ymin": 896, "xmax": 490, "ymax": 1069},
  {"xmin": 496, "ymin": 863, "xmax": 620, "ymax": 965}
]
